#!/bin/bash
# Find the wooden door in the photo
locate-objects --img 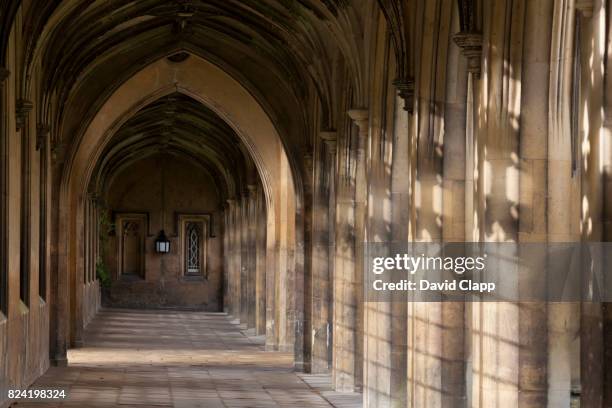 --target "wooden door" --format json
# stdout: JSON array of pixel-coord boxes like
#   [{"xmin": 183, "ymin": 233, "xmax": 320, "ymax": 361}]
[{"xmin": 121, "ymin": 220, "xmax": 144, "ymax": 278}]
